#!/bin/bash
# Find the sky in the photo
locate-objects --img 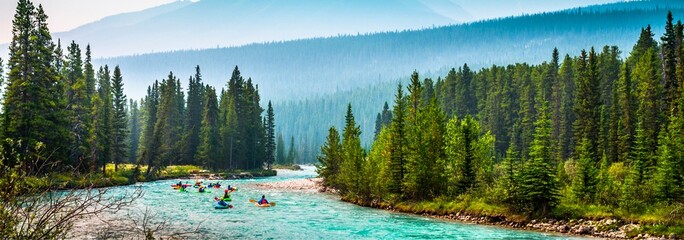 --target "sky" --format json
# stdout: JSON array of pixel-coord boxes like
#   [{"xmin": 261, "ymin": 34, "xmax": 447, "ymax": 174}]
[
  {"xmin": 0, "ymin": 0, "xmax": 175, "ymax": 42},
  {"xmin": 0, "ymin": 0, "xmax": 620, "ymax": 44}
]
